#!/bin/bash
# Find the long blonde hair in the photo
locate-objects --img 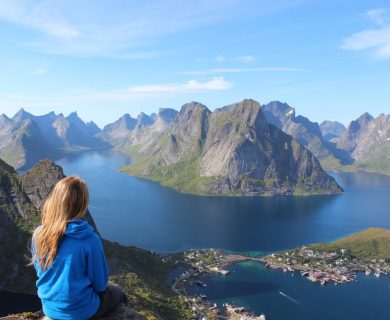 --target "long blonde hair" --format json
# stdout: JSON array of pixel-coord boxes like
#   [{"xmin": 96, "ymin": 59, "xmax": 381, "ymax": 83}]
[{"xmin": 33, "ymin": 176, "xmax": 89, "ymax": 270}]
